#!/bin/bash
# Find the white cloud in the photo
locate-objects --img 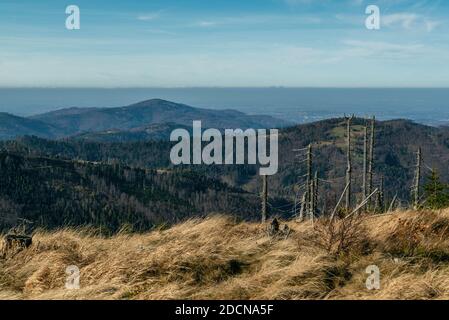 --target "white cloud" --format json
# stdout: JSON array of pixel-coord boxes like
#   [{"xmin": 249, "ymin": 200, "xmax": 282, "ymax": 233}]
[
  {"xmin": 382, "ymin": 13, "xmax": 419, "ymax": 29},
  {"xmin": 336, "ymin": 11, "xmax": 442, "ymax": 33},
  {"xmin": 2, "ymin": 39, "xmax": 448, "ymax": 88},
  {"xmin": 192, "ymin": 14, "xmax": 322, "ymax": 29},
  {"xmin": 351, "ymin": 0, "xmax": 364, "ymax": 5},
  {"xmin": 197, "ymin": 21, "xmax": 217, "ymax": 27},
  {"xmin": 137, "ymin": 12, "xmax": 161, "ymax": 21},
  {"xmin": 382, "ymin": 12, "xmax": 441, "ymax": 32},
  {"xmin": 425, "ymin": 20, "xmax": 441, "ymax": 32},
  {"xmin": 283, "ymin": 0, "xmax": 364, "ymax": 6},
  {"xmin": 342, "ymin": 40, "xmax": 427, "ymax": 59}
]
